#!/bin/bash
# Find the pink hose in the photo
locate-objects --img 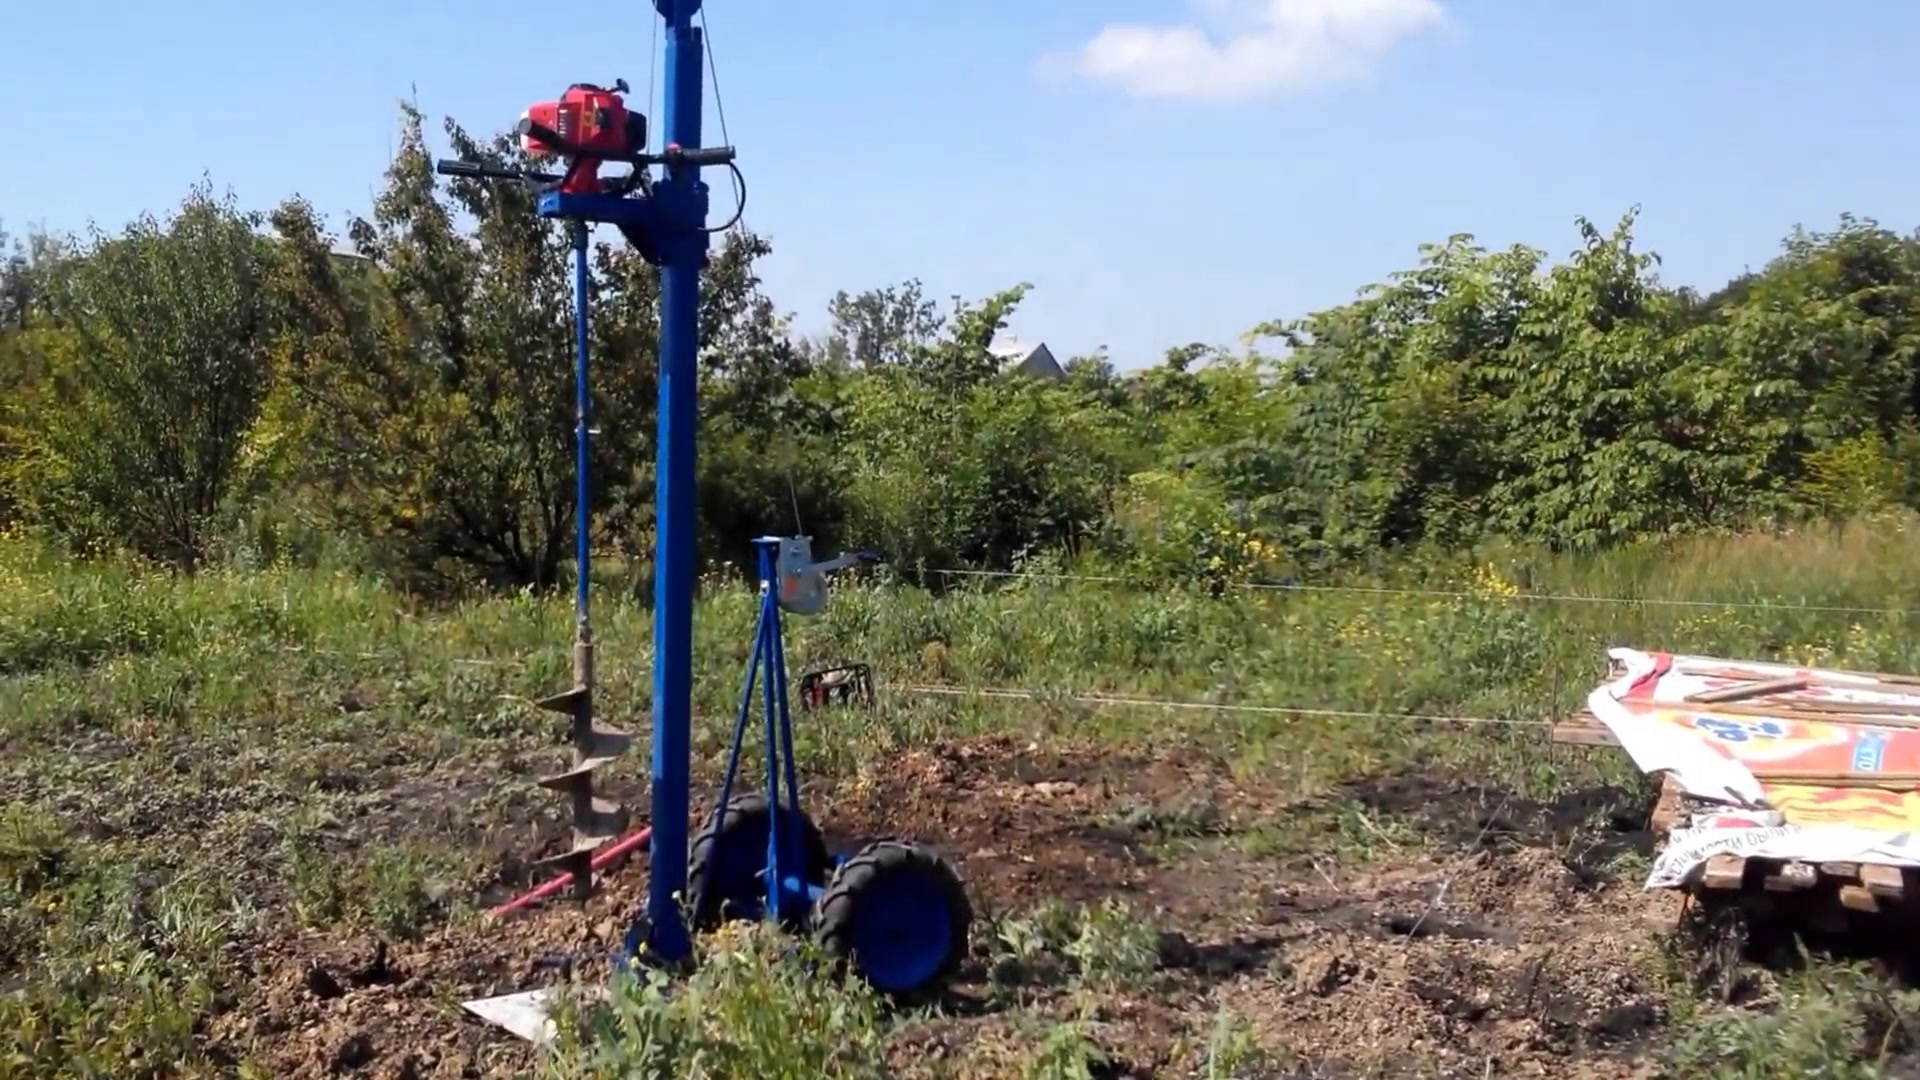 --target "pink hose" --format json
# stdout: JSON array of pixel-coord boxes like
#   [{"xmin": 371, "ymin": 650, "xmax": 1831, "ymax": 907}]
[{"xmin": 489, "ymin": 827, "xmax": 653, "ymax": 917}]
